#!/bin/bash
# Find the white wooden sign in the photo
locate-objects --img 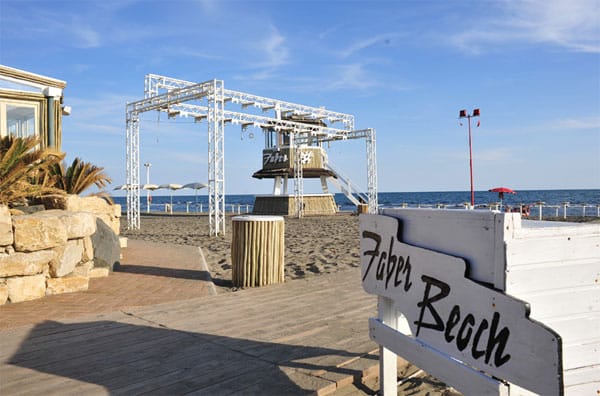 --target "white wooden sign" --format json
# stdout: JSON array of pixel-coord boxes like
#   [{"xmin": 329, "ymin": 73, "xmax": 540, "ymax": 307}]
[{"xmin": 360, "ymin": 214, "xmax": 563, "ymax": 396}]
